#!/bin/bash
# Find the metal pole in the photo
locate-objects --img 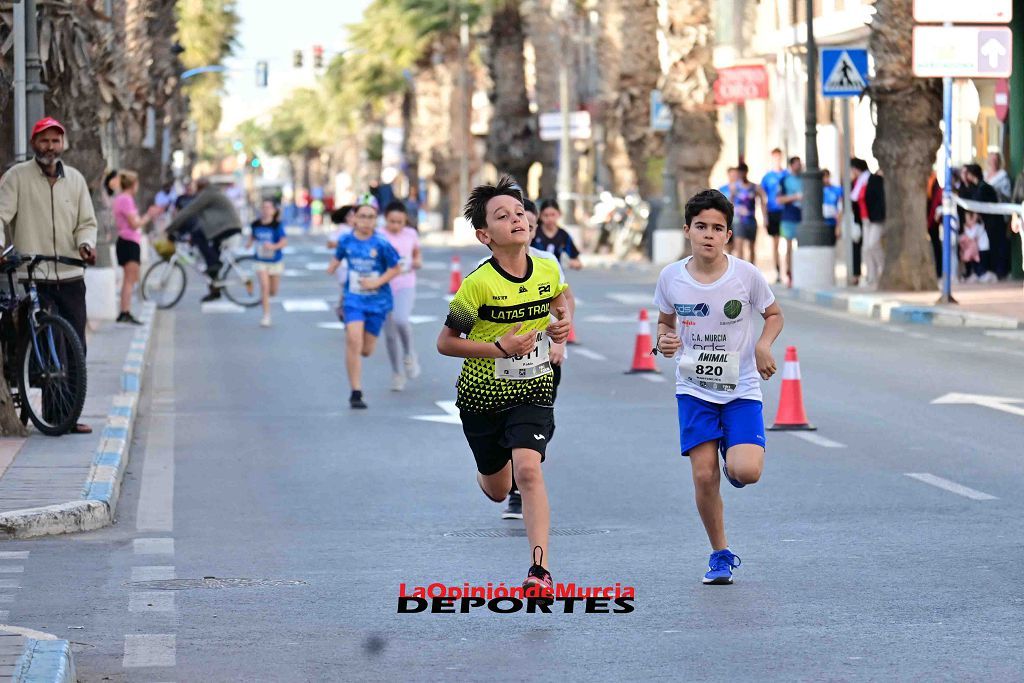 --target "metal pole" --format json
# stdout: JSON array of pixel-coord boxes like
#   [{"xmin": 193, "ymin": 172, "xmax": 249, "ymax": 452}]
[
  {"xmin": 457, "ymin": 9, "xmax": 470, "ymax": 214},
  {"xmin": 656, "ymin": 129, "xmax": 680, "ymax": 232},
  {"xmin": 795, "ymin": 0, "xmax": 831, "ymax": 288},
  {"xmin": 557, "ymin": 62, "xmax": 573, "ymax": 221},
  {"xmin": 13, "ymin": 1, "xmax": 27, "ymax": 160},
  {"xmin": 840, "ymin": 99, "xmax": 854, "ymax": 284},
  {"xmin": 939, "ymin": 75, "xmax": 956, "ymax": 304},
  {"xmin": 24, "ymin": 0, "xmax": 47, "ymax": 128}
]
